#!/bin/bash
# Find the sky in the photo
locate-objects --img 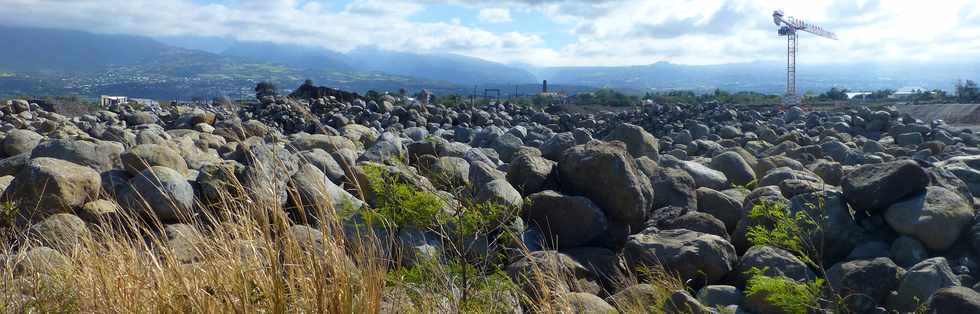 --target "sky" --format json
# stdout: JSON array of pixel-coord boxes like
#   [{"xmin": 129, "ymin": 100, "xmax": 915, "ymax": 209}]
[{"xmin": 2, "ymin": 0, "xmax": 979, "ymax": 67}]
